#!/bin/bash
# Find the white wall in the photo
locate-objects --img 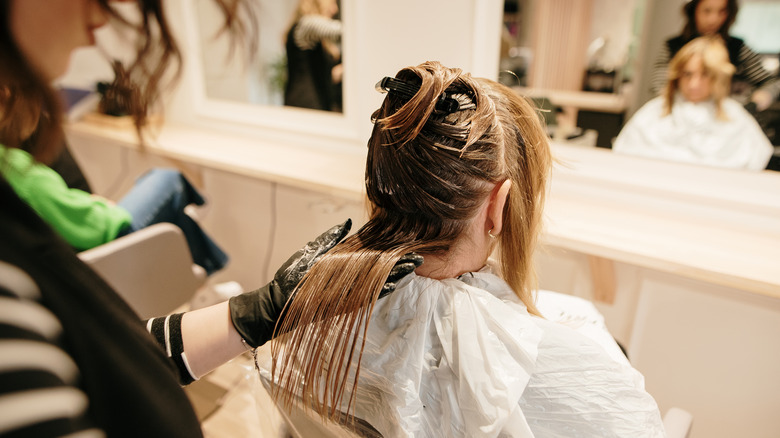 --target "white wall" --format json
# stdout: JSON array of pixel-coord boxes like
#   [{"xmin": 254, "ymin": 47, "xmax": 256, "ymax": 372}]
[
  {"xmin": 634, "ymin": 0, "xmax": 685, "ymax": 113},
  {"xmin": 57, "ymin": 3, "xmax": 146, "ymax": 90},
  {"xmin": 195, "ymin": 0, "xmax": 297, "ymax": 105},
  {"xmin": 588, "ymin": 0, "xmax": 637, "ymax": 72}
]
